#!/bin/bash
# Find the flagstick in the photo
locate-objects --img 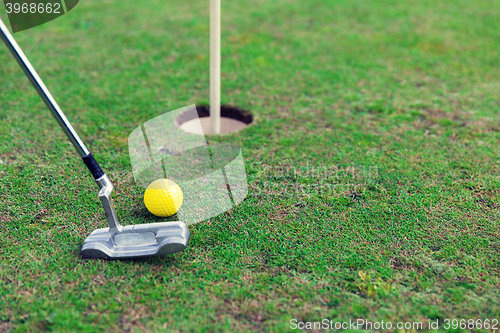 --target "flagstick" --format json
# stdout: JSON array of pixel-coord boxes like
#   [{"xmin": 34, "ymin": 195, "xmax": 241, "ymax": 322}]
[{"xmin": 210, "ymin": 0, "xmax": 221, "ymax": 134}]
